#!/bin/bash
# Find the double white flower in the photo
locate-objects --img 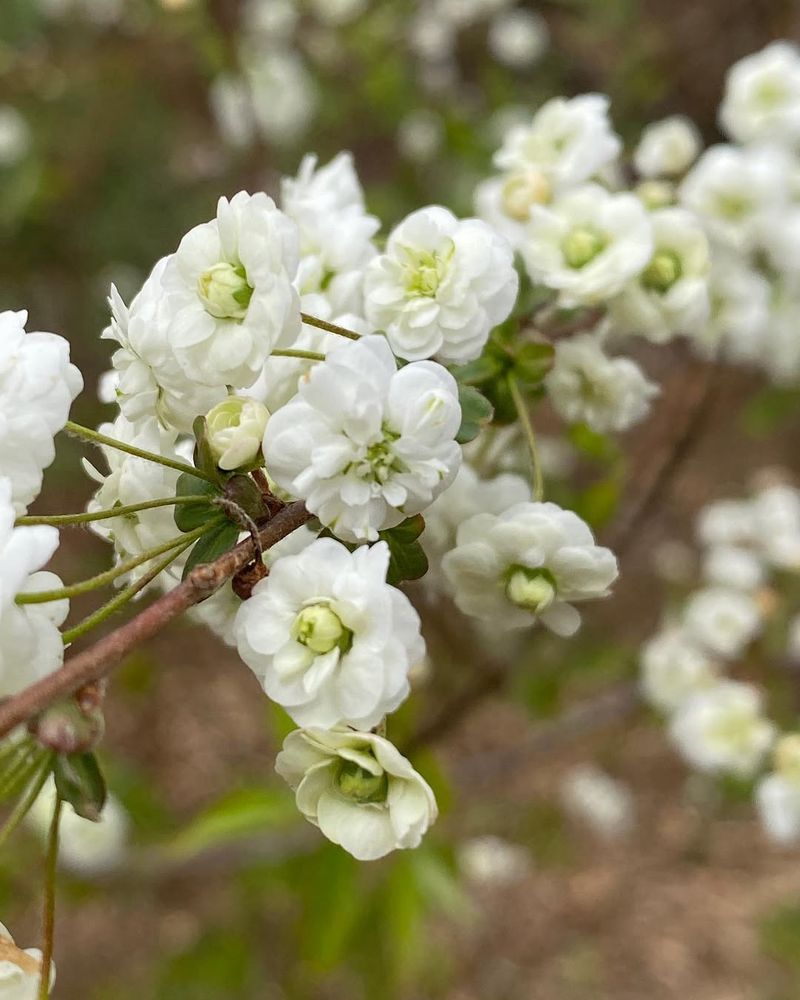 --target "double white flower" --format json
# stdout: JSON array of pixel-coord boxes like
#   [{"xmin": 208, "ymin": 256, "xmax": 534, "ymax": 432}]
[
  {"xmin": 235, "ymin": 538, "xmax": 424, "ymax": 730},
  {"xmin": 719, "ymin": 41, "xmax": 800, "ymax": 148},
  {"xmin": 364, "ymin": 206, "xmax": 518, "ymax": 364},
  {"xmin": 0, "ymin": 921, "xmax": 49, "ymax": 999},
  {"xmin": 442, "ymin": 501, "xmax": 618, "ymax": 635},
  {"xmin": 275, "ymin": 727, "xmax": 437, "ymax": 861},
  {"xmin": 263, "ymin": 335, "xmax": 462, "ymax": 543}
]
